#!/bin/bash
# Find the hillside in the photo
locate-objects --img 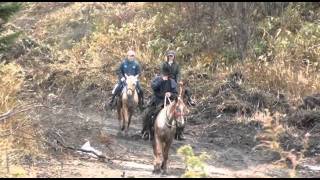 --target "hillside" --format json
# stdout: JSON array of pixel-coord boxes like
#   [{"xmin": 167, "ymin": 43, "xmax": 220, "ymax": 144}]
[{"xmin": 0, "ymin": 2, "xmax": 320, "ymax": 177}]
